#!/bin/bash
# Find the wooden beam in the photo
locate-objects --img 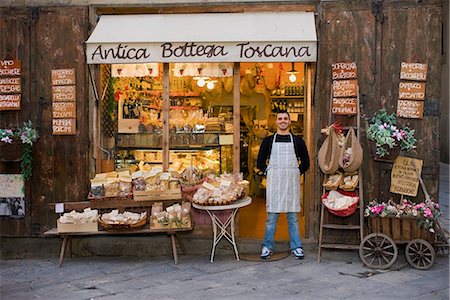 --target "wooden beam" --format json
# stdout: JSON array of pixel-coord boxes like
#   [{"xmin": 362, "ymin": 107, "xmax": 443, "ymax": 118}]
[
  {"xmin": 233, "ymin": 62, "xmax": 241, "ymax": 175},
  {"xmin": 162, "ymin": 63, "xmax": 170, "ymax": 171}
]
